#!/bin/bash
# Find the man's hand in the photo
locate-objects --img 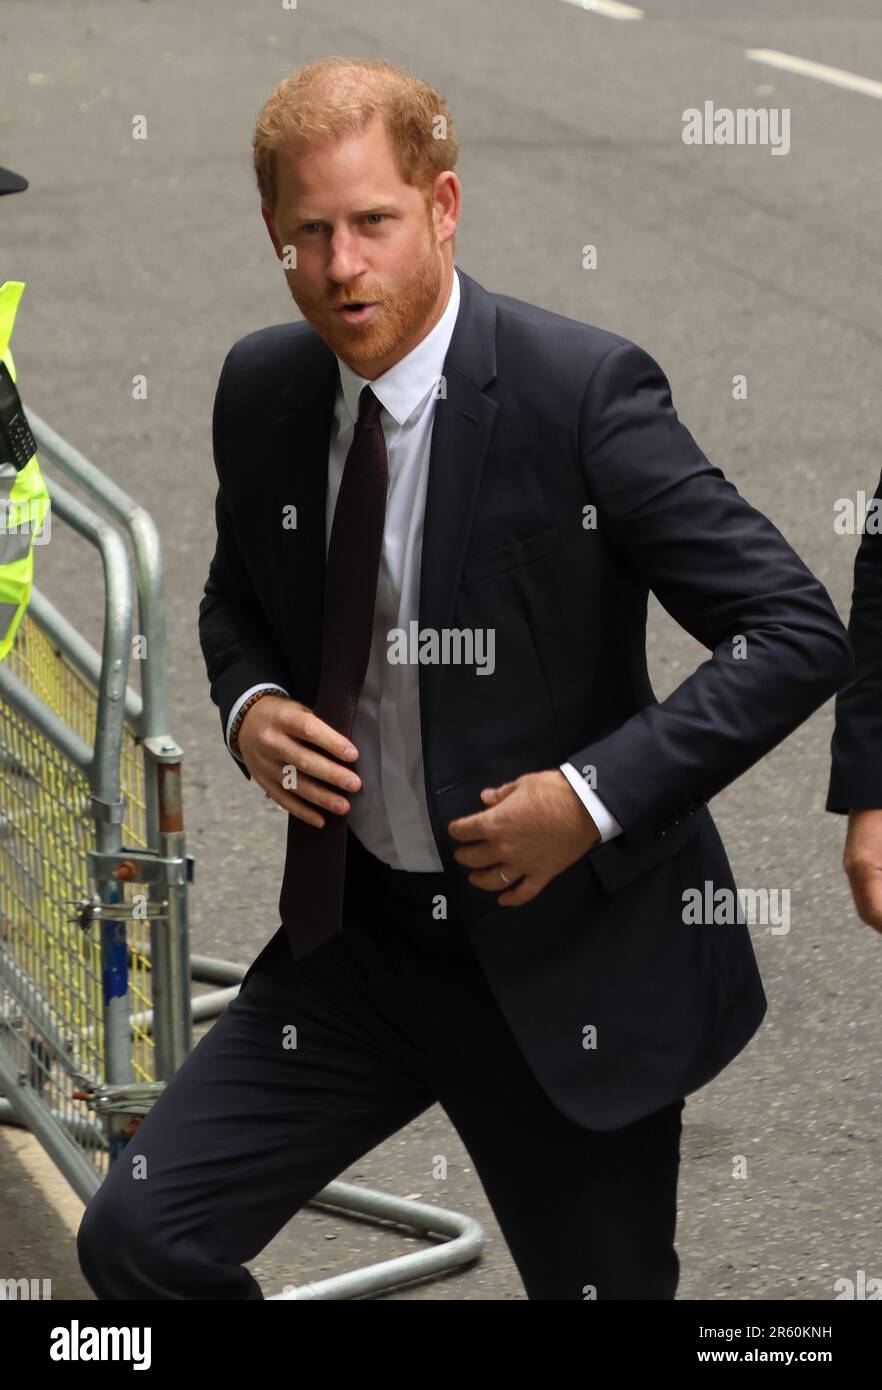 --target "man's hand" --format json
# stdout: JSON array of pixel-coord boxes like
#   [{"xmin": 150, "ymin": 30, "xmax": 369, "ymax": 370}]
[
  {"xmin": 448, "ymin": 769, "xmax": 601, "ymax": 906},
  {"xmin": 843, "ymin": 808, "xmax": 882, "ymax": 935},
  {"xmin": 236, "ymin": 695, "xmax": 361, "ymax": 827}
]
